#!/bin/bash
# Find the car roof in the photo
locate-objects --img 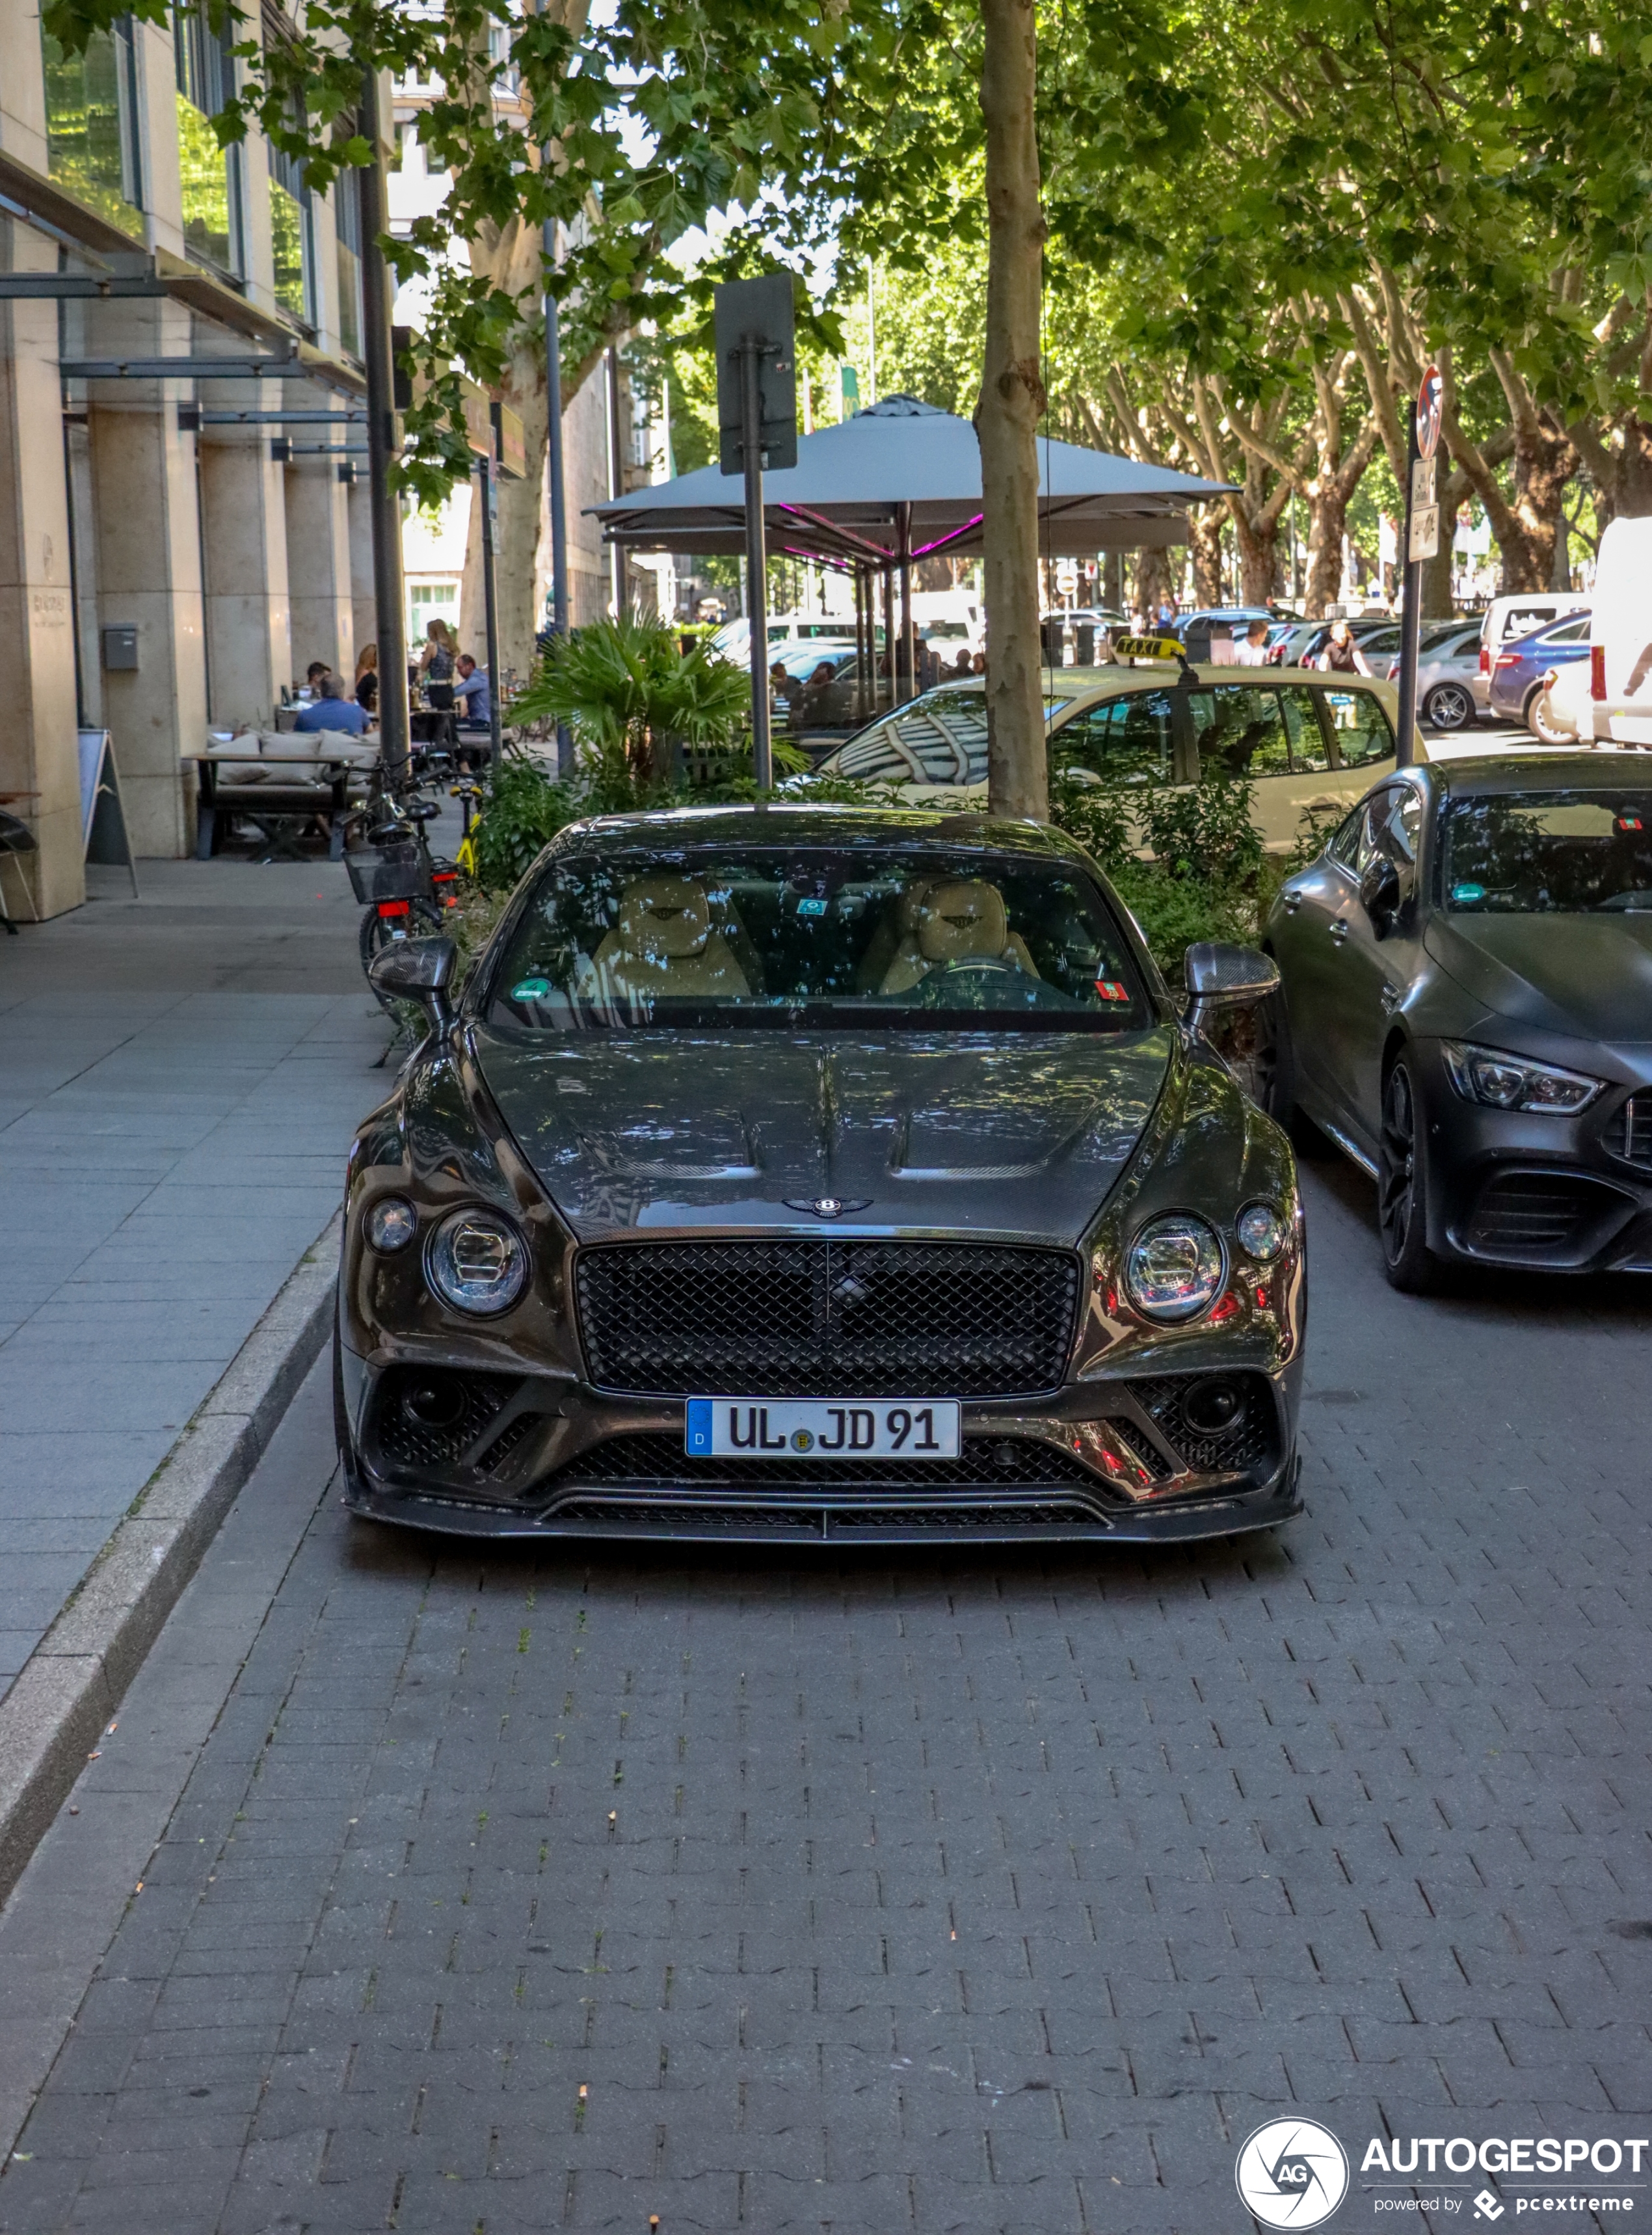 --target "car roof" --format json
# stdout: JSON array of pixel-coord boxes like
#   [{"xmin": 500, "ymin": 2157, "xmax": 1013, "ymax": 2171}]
[
  {"xmin": 553, "ymin": 801, "xmax": 1090, "ymax": 861},
  {"xmin": 1427, "ymin": 753, "xmax": 1649, "ymax": 798}
]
